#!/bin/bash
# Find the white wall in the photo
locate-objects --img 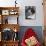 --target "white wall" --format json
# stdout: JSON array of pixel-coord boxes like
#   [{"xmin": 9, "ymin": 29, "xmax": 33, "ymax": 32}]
[
  {"xmin": 0, "ymin": 0, "xmax": 44, "ymax": 26},
  {"xmin": 18, "ymin": 0, "xmax": 44, "ymax": 26}
]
